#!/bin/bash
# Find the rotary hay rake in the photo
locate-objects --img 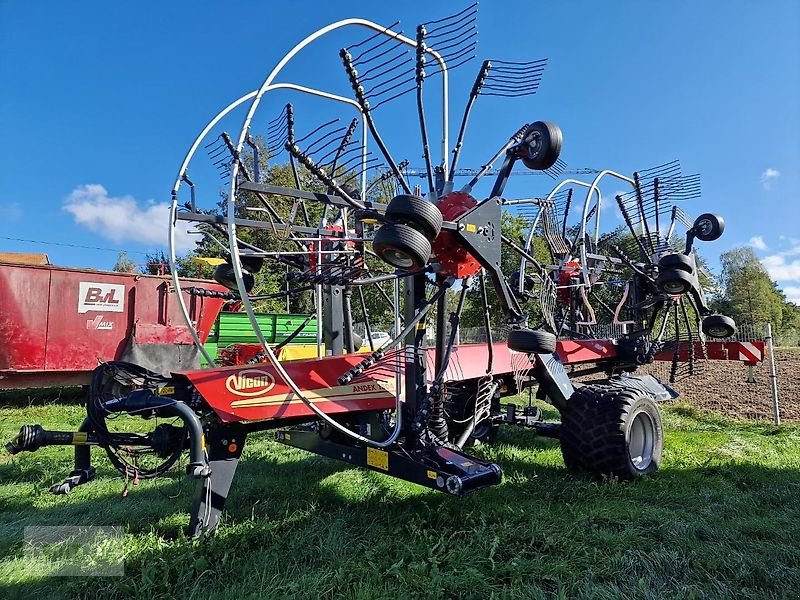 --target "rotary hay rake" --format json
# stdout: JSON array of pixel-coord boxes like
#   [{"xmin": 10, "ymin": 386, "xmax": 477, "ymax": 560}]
[{"xmin": 6, "ymin": 5, "xmax": 736, "ymax": 537}]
